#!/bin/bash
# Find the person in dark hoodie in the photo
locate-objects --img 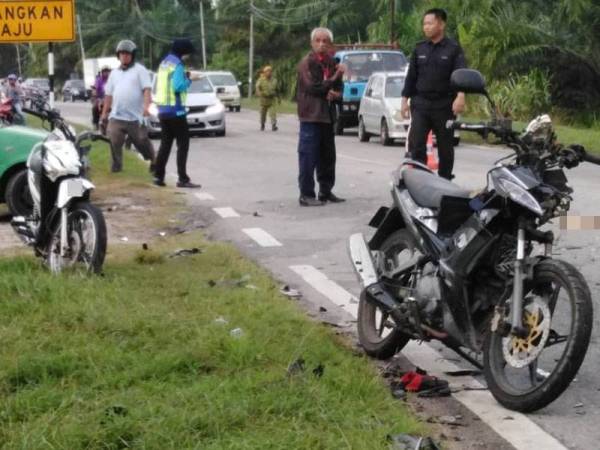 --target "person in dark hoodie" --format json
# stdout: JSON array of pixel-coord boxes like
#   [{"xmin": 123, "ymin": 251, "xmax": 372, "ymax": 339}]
[{"xmin": 153, "ymin": 38, "xmax": 201, "ymax": 188}]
